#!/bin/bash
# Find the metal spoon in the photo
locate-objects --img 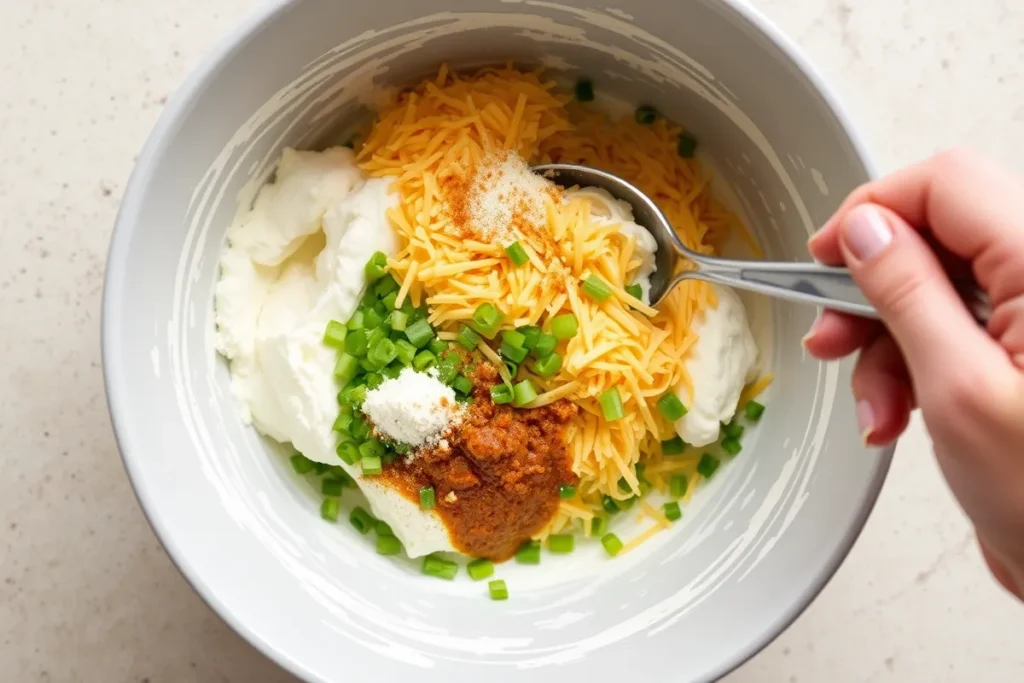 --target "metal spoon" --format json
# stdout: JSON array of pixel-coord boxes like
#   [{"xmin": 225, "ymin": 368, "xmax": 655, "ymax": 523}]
[{"xmin": 533, "ymin": 163, "xmax": 991, "ymax": 323}]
